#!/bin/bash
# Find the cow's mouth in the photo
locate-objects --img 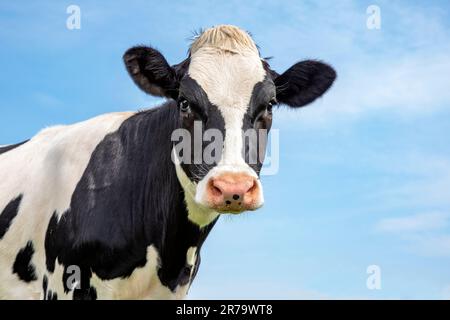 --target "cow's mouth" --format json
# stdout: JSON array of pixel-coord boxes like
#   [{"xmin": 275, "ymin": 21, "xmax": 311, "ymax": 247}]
[{"xmin": 214, "ymin": 205, "xmax": 262, "ymax": 214}]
